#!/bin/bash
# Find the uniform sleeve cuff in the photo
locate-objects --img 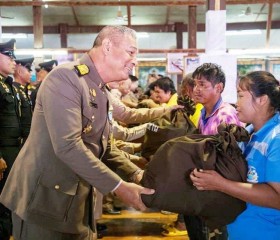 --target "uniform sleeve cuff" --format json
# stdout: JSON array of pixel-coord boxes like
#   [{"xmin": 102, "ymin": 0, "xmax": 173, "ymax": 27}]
[{"xmin": 111, "ymin": 179, "xmax": 123, "ymax": 192}]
